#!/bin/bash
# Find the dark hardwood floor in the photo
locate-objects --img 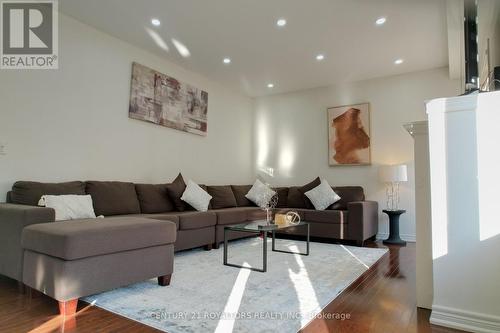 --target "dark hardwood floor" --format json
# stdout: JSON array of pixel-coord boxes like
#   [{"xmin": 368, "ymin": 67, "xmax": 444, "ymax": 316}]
[
  {"xmin": 301, "ymin": 242, "xmax": 463, "ymax": 333},
  {"xmin": 0, "ymin": 241, "xmax": 464, "ymax": 333}
]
